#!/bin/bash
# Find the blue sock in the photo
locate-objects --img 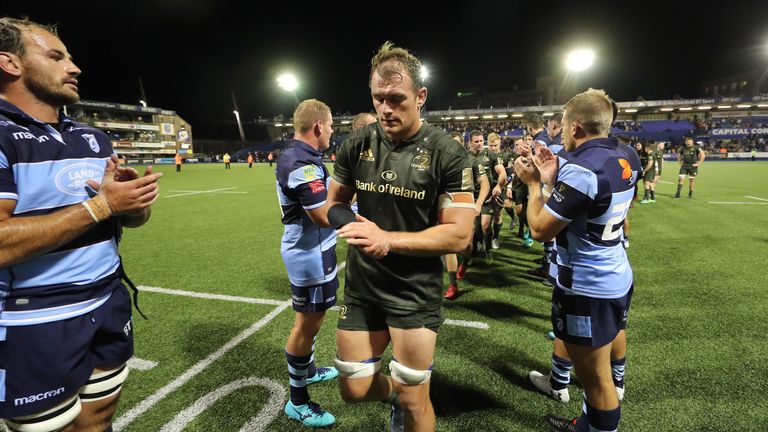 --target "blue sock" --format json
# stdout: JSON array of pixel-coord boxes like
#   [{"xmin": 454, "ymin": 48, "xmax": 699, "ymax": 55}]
[
  {"xmin": 575, "ymin": 402, "xmax": 621, "ymax": 432},
  {"xmin": 611, "ymin": 357, "xmax": 626, "ymax": 388},
  {"xmin": 306, "ymin": 336, "xmax": 318, "ymax": 379},
  {"xmin": 550, "ymin": 354, "xmax": 573, "ymax": 390},
  {"xmin": 286, "ymin": 350, "xmax": 312, "ymax": 405}
]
